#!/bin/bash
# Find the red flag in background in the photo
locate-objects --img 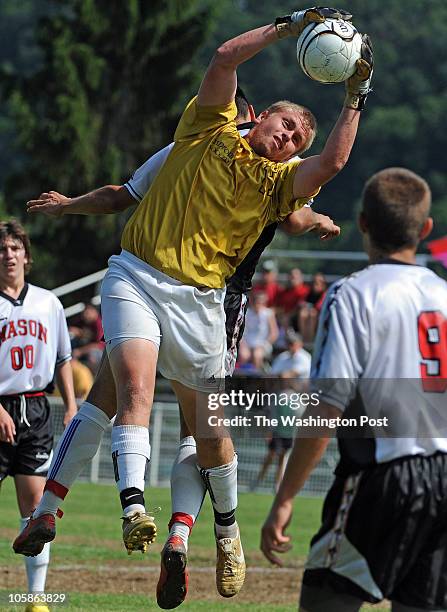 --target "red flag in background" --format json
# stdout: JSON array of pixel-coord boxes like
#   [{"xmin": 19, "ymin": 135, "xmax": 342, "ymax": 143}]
[{"xmin": 428, "ymin": 236, "xmax": 447, "ymax": 268}]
